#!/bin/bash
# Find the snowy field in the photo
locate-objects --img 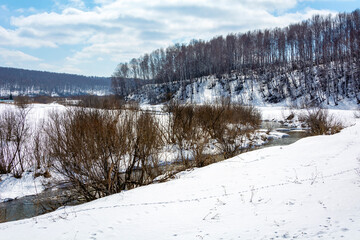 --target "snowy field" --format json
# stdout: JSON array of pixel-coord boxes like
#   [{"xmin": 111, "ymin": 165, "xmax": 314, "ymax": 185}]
[{"xmin": 0, "ymin": 103, "xmax": 360, "ymax": 239}]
